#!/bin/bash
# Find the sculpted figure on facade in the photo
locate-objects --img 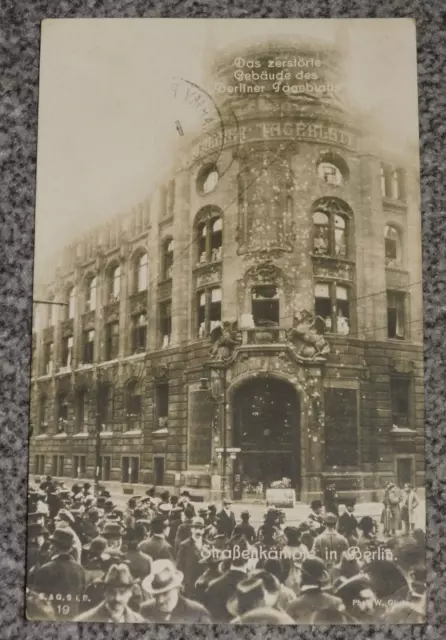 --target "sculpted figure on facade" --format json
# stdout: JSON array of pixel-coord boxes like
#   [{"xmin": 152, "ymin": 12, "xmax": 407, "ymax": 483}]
[
  {"xmin": 287, "ymin": 309, "xmax": 330, "ymax": 361},
  {"xmin": 209, "ymin": 320, "xmax": 241, "ymax": 361}
]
